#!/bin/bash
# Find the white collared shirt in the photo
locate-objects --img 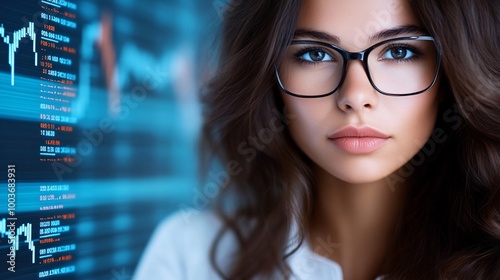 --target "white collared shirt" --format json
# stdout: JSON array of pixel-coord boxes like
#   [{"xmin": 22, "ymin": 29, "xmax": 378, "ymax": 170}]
[{"xmin": 133, "ymin": 210, "xmax": 384, "ymax": 280}]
